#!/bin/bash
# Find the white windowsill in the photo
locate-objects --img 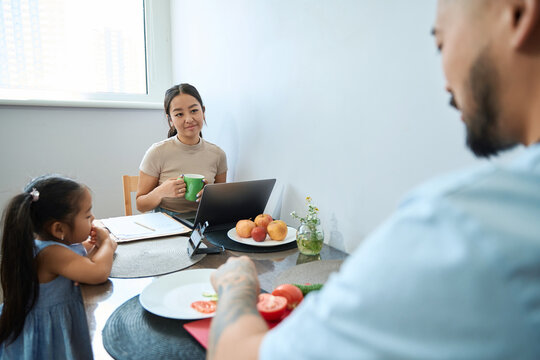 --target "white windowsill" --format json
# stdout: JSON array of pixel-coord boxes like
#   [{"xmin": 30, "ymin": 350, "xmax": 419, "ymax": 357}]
[{"xmin": 0, "ymin": 98, "xmax": 162, "ymax": 110}]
